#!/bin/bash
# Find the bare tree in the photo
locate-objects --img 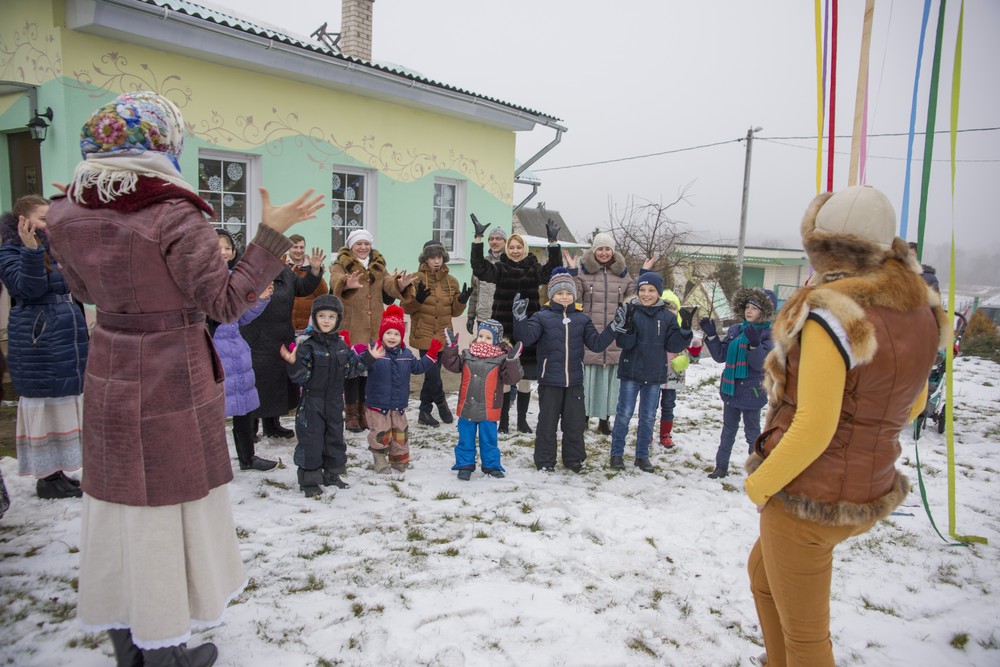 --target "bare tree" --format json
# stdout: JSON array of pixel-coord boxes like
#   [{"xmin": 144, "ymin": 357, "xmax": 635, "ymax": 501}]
[{"xmin": 602, "ymin": 184, "xmax": 695, "ymax": 288}]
